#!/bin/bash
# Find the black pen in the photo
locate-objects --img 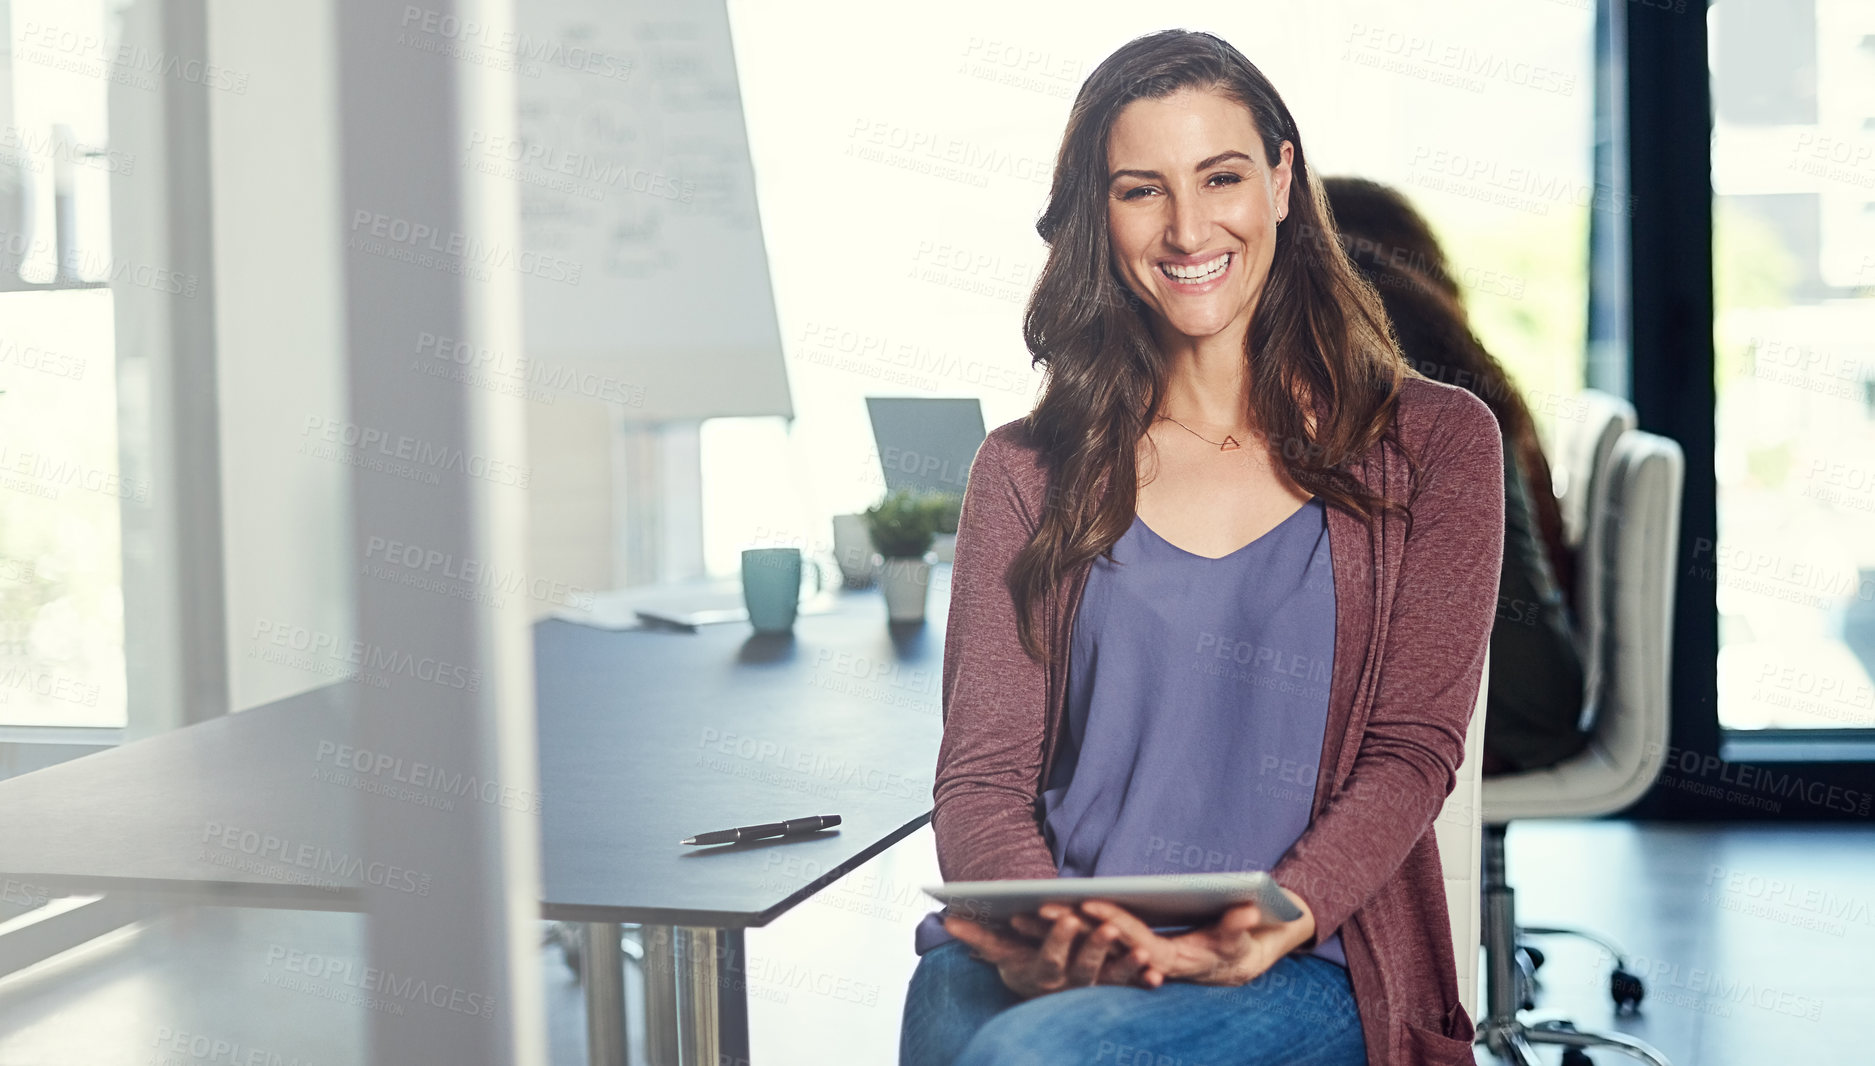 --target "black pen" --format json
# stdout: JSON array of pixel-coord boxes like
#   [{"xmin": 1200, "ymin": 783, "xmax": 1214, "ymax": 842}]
[{"xmin": 681, "ymin": 814, "xmax": 842, "ymax": 846}]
